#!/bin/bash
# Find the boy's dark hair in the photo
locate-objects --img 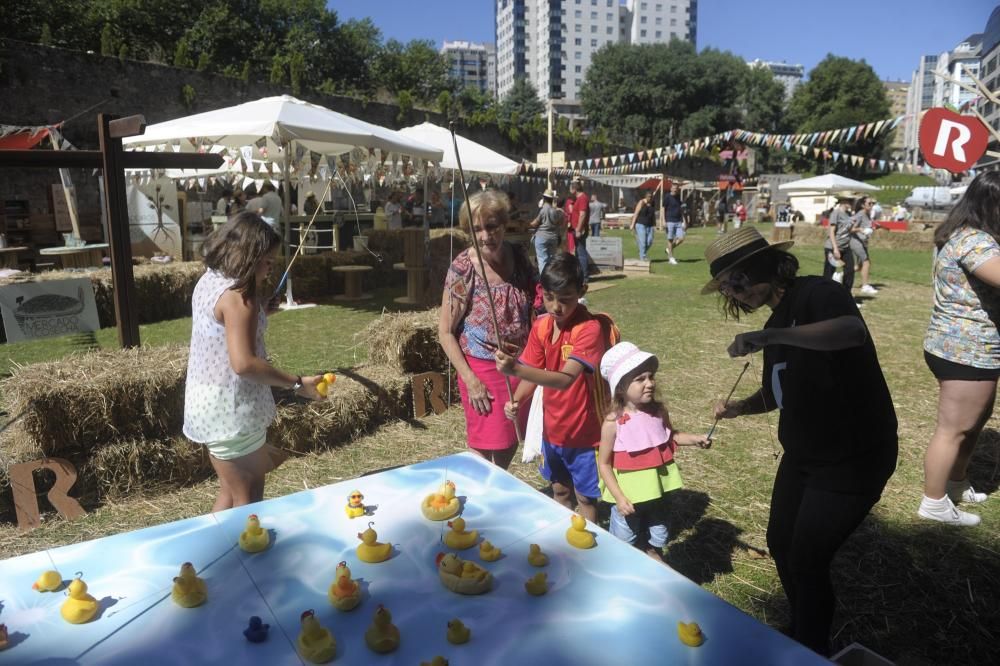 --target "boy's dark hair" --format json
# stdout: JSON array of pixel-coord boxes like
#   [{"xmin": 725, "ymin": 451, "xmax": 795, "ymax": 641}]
[
  {"xmin": 541, "ymin": 251, "xmax": 585, "ymax": 293},
  {"xmin": 202, "ymin": 211, "xmax": 281, "ymax": 303}
]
